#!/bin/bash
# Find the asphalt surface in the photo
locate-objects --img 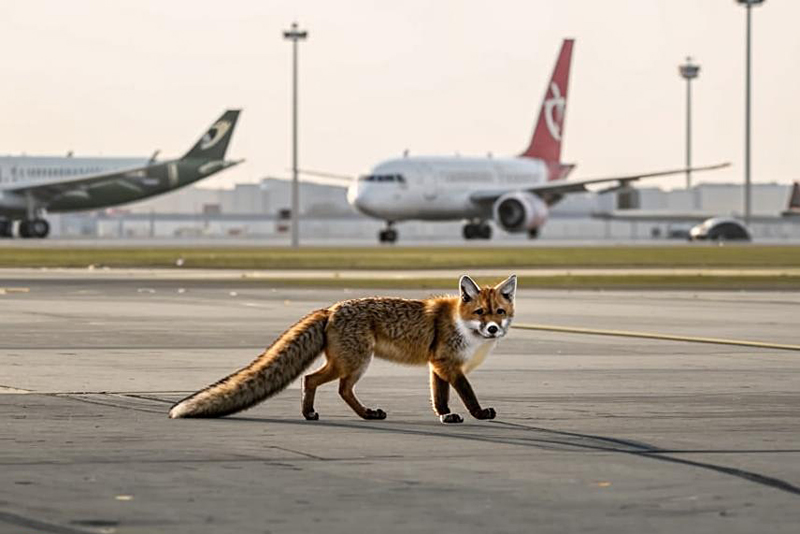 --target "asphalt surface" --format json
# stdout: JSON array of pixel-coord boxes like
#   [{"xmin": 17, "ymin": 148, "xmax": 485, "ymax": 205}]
[{"xmin": 1, "ymin": 276, "xmax": 799, "ymax": 533}]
